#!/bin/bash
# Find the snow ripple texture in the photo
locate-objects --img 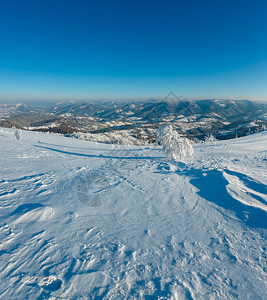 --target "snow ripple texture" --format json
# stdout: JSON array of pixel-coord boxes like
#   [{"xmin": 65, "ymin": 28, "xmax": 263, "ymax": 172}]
[{"xmin": 0, "ymin": 128, "xmax": 266, "ymax": 299}]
